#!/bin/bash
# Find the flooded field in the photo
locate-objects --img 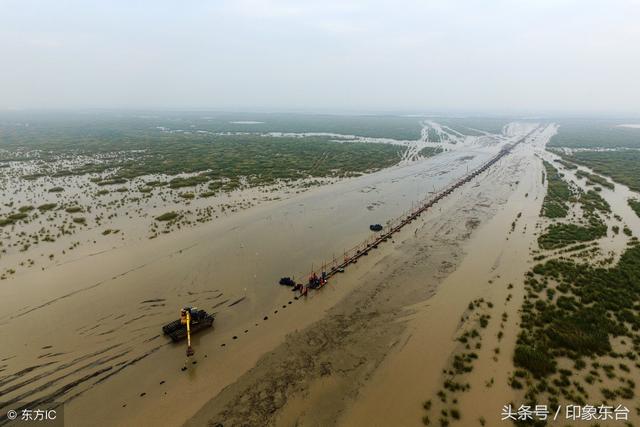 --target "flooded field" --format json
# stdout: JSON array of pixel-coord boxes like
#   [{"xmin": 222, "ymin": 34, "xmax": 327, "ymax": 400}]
[
  {"xmin": 5, "ymin": 116, "xmax": 638, "ymax": 427},
  {"xmin": 3, "ymin": 1, "xmax": 639, "ymax": 425},
  {"xmin": 0, "ymin": 117, "xmax": 543, "ymax": 426}
]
